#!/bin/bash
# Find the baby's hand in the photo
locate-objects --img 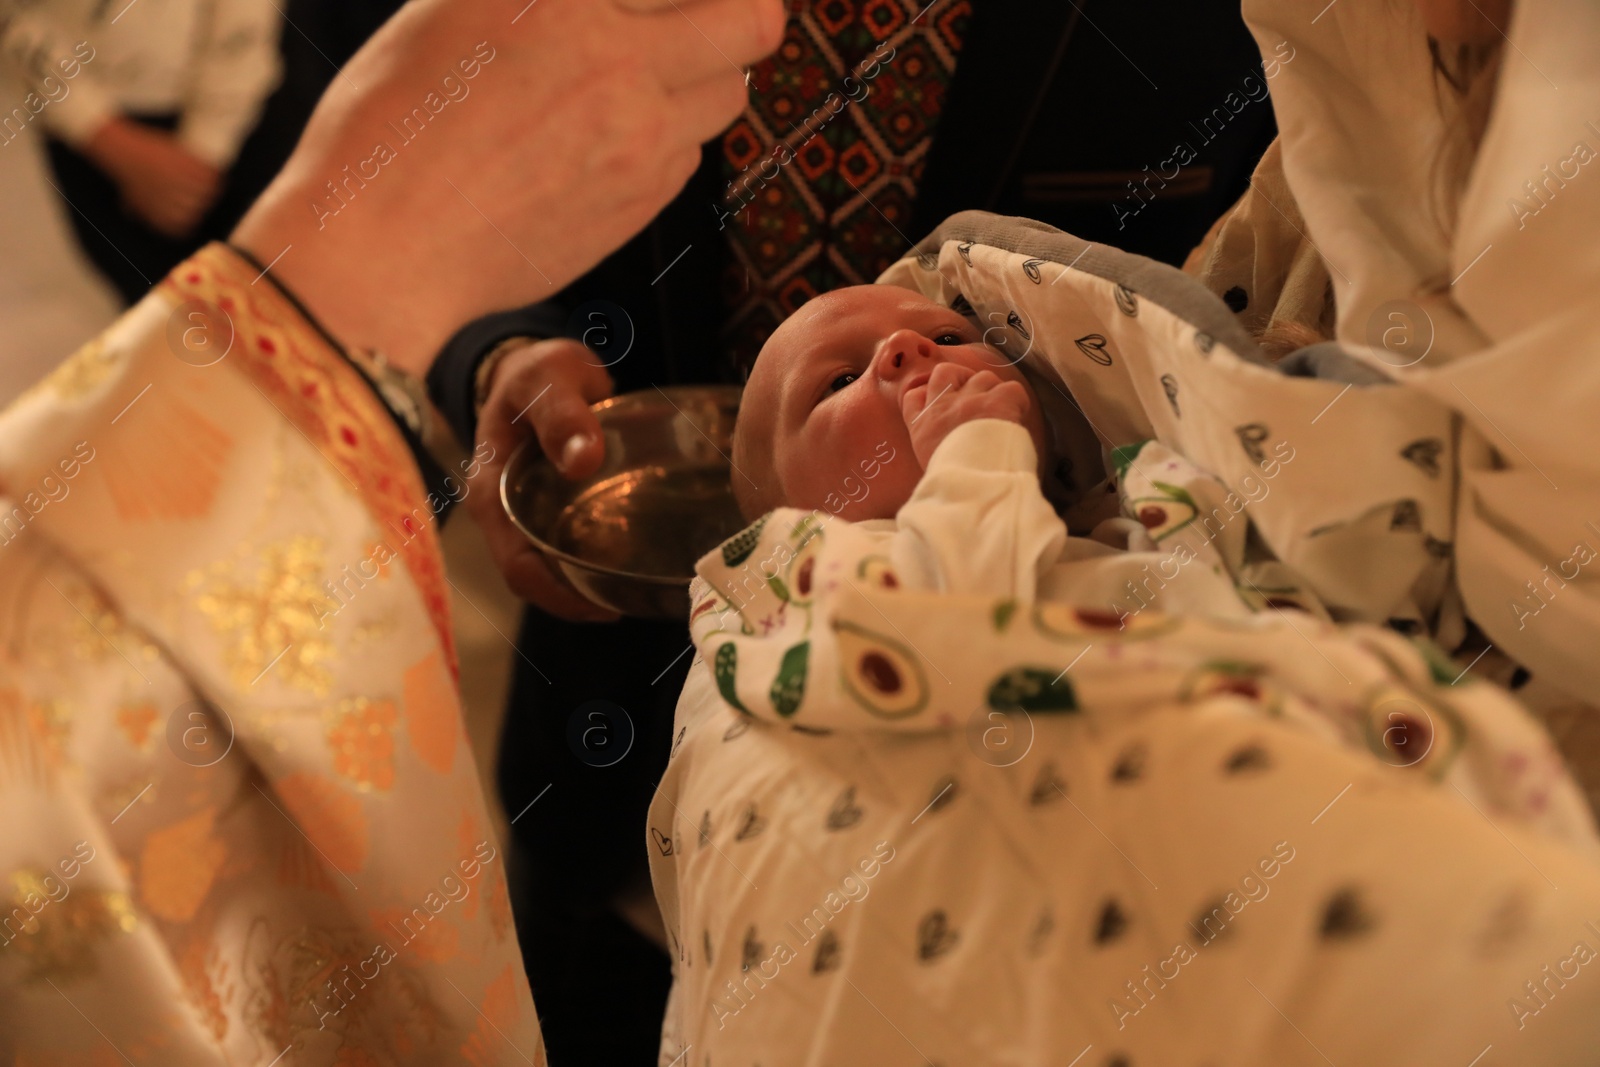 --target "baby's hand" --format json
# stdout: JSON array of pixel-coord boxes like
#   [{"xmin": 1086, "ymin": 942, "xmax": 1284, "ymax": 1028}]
[{"xmin": 901, "ymin": 362, "xmax": 1031, "ymax": 469}]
